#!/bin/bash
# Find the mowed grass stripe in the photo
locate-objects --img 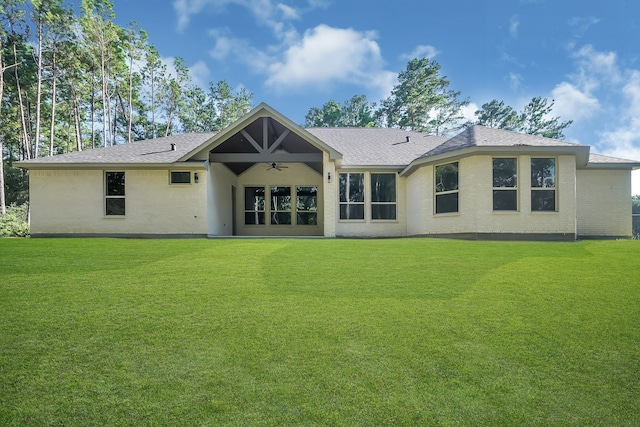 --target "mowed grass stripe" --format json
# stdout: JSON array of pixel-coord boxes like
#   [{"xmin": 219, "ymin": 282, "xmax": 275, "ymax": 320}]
[{"xmin": 0, "ymin": 238, "xmax": 638, "ymax": 425}]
